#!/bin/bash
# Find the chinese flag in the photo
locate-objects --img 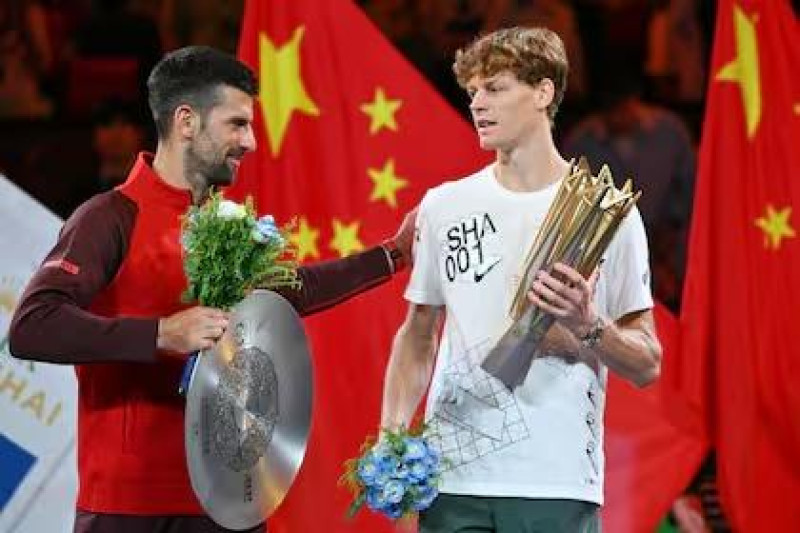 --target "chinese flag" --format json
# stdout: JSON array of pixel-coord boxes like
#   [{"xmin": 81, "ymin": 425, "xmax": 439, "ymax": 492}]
[
  {"xmin": 229, "ymin": 1, "xmax": 488, "ymax": 531},
  {"xmin": 680, "ymin": 1, "xmax": 800, "ymax": 529},
  {"xmin": 603, "ymin": 304, "xmax": 707, "ymax": 533}
]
